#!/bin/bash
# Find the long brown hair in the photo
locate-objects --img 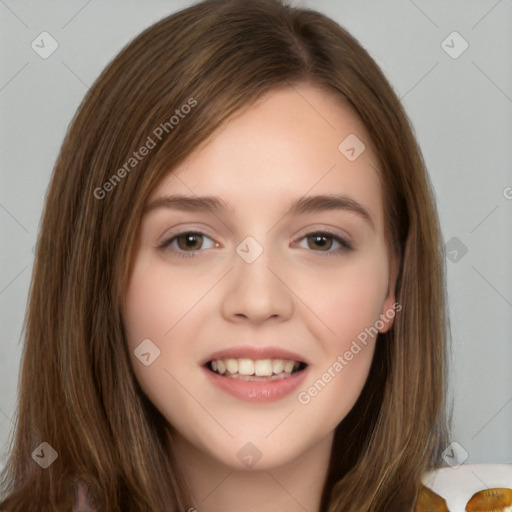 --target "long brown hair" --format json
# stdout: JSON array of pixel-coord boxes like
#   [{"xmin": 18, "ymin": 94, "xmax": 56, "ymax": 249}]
[{"xmin": 0, "ymin": 0, "xmax": 450, "ymax": 510}]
